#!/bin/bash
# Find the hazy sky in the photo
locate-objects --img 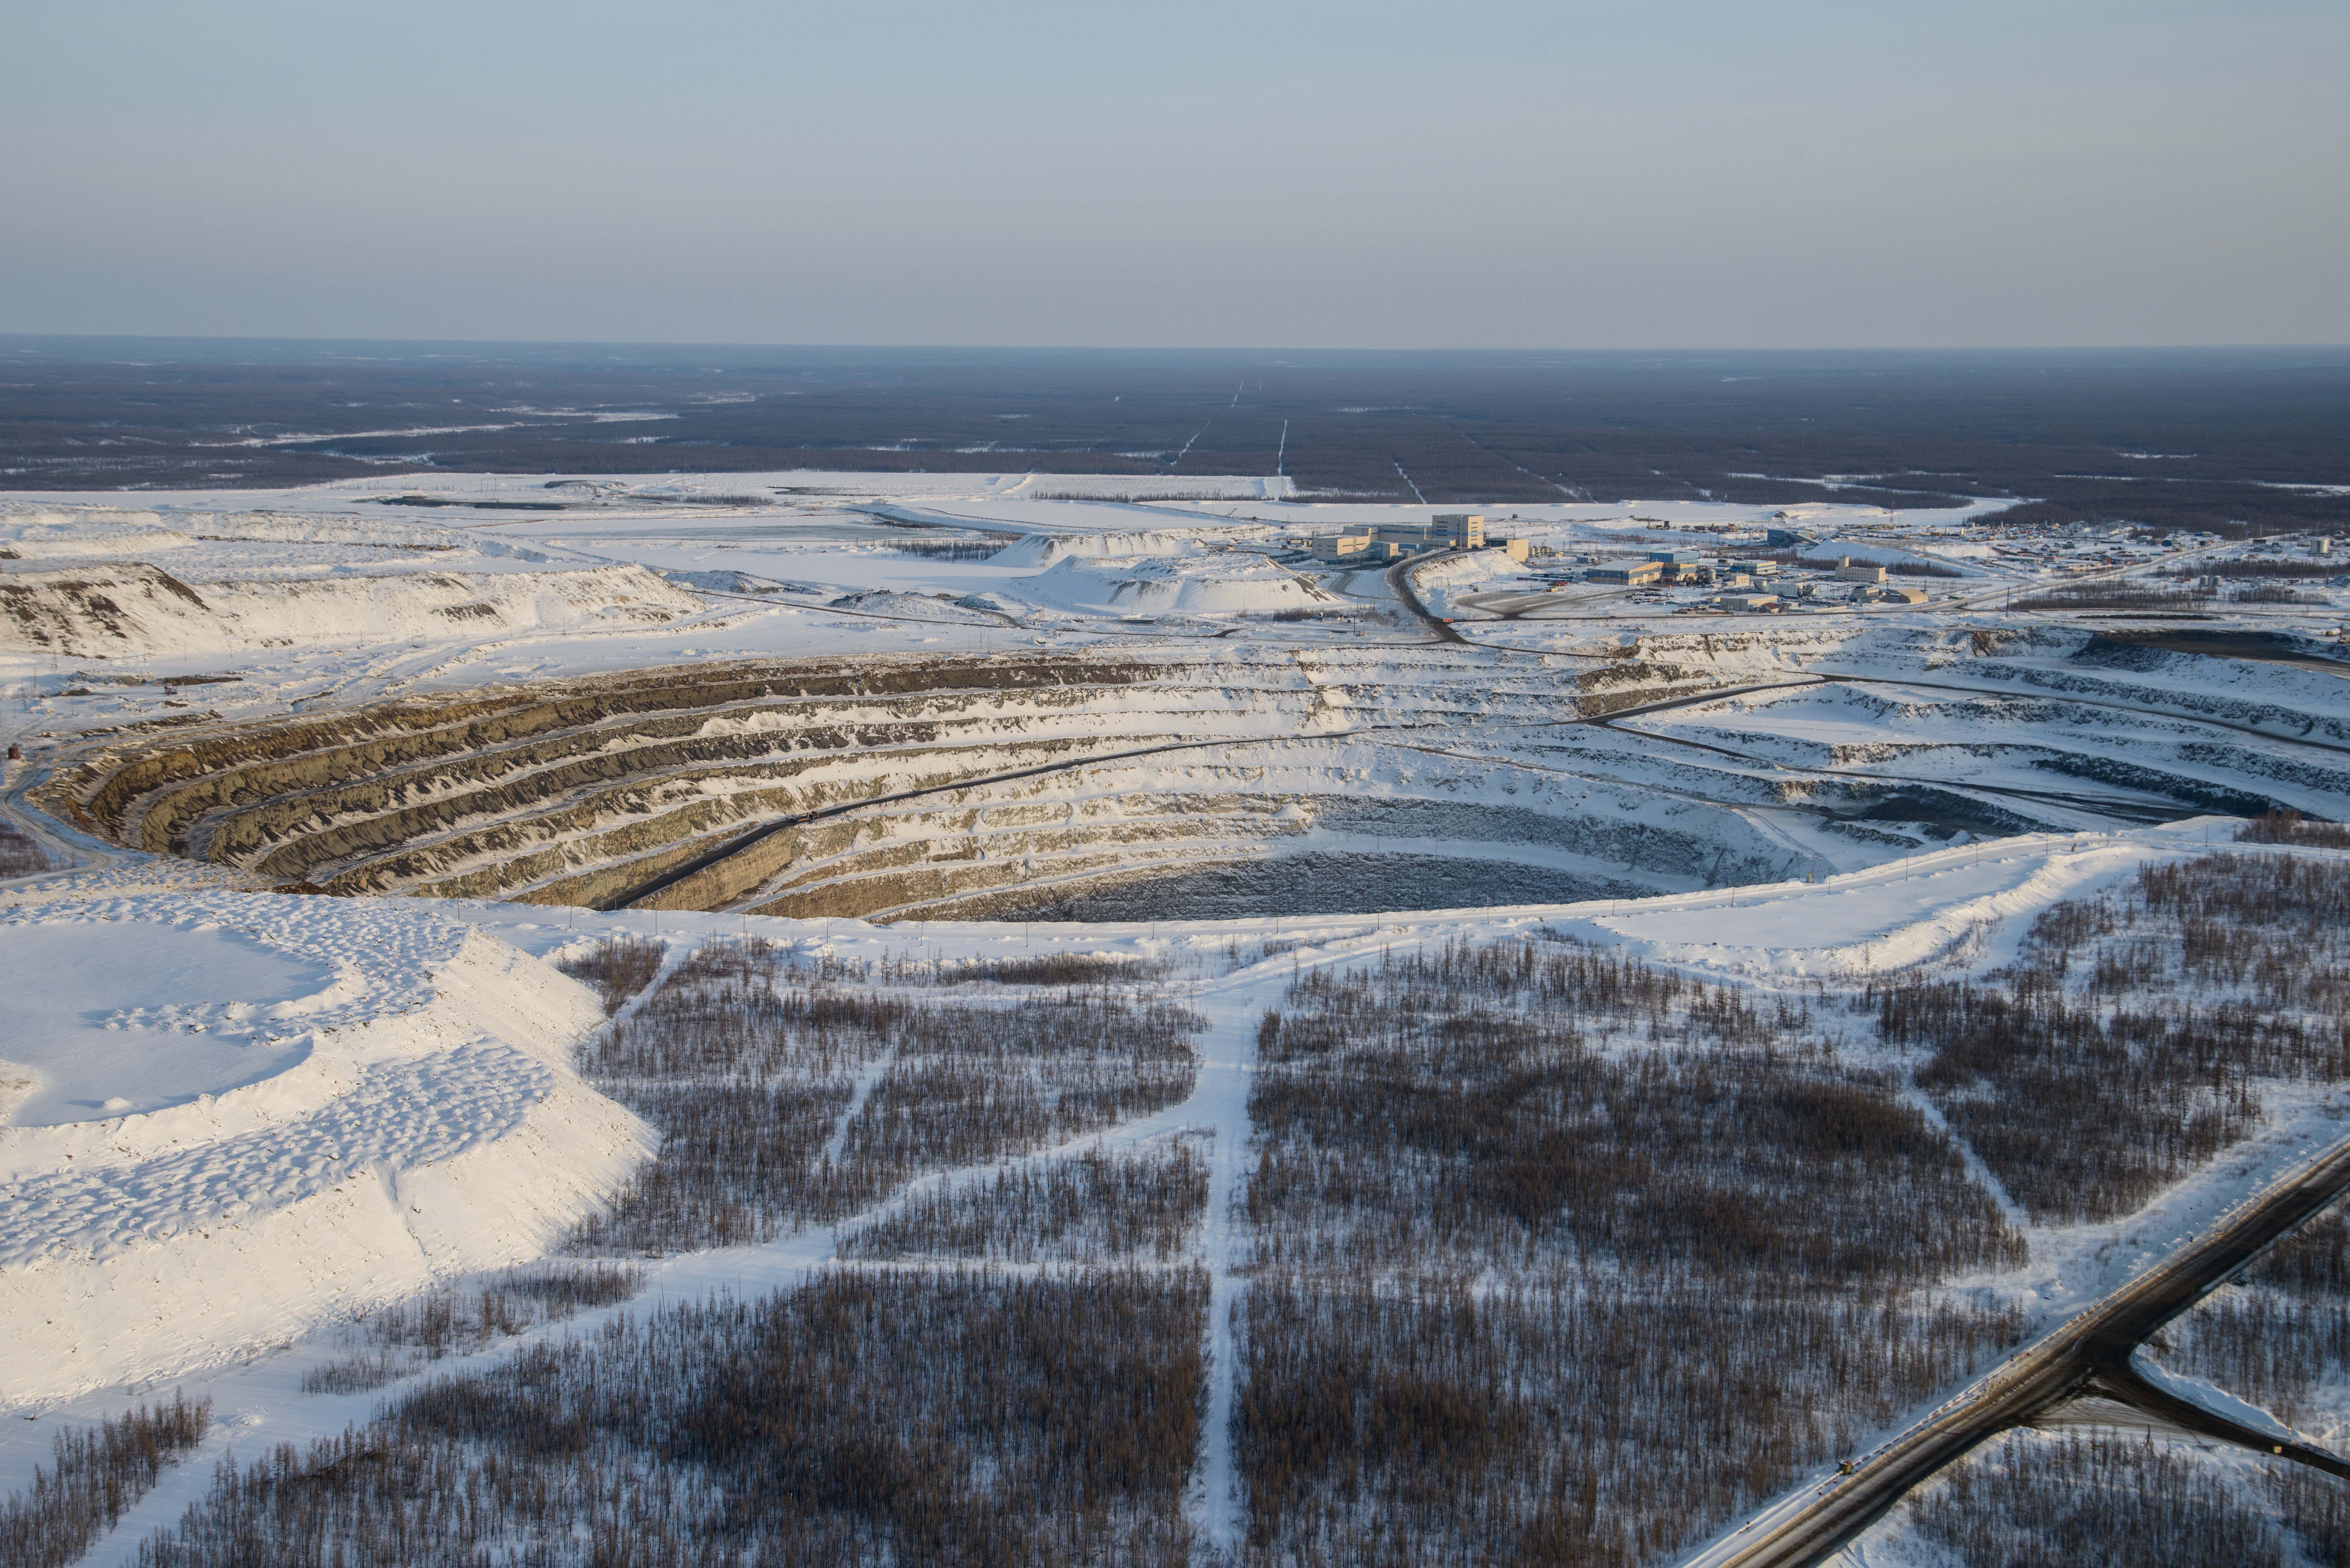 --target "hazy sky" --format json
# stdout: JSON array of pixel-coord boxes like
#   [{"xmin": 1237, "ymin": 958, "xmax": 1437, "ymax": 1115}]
[{"xmin": 4, "ymin": 1, "xmax": 2344, "ymax": 348}]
